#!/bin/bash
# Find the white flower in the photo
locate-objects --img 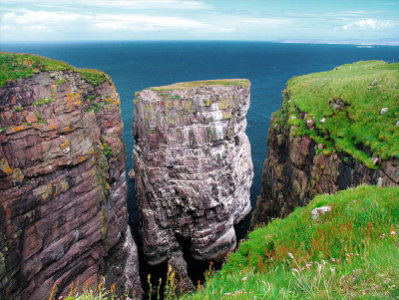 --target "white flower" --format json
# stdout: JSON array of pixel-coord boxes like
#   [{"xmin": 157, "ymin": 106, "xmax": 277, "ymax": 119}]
[{"xmin": 287, "ymin": 252, "xmax": 295, "ymax": 260}]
